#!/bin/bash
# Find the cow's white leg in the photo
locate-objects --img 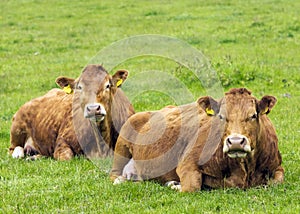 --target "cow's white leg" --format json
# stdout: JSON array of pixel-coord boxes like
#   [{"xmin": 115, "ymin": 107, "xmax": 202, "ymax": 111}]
[
  {"xmin": 114, "ymin": 158, "xmax": 138, "ymax": 185},
  {"xmin": 122, "ymin": 158, "xmax": 137, "ymax": 180},
  {"xmin": 165, "ymin": 181, "xmax": 182, "ymax": 191},
  {"xmin": 114, "ymin": 158, "xmax": 137, "ymax": 185},
  {"xmin": 12, "ymin": 146, "xmax": 25, "ymax": 158}
]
